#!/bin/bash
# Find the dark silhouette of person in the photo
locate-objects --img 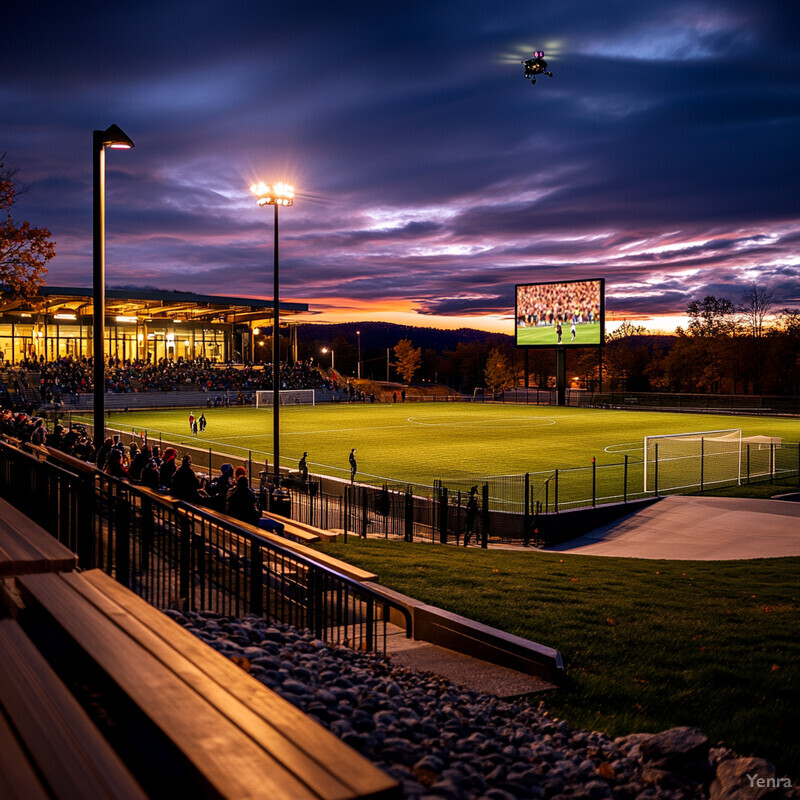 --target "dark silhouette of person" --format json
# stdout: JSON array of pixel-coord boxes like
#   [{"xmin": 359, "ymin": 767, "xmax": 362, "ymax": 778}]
[
  {"xmin": 172, "ymin": 455, "xmax": 200, "ymax": 502},
  {"xmin": 463, "ymin": 486, "xmax": 479, "ymax": 547},
  {"xmin": 349, "ymin": 448, "xmax": 357, "ymax": 483},
  {"xmin": 299, "ymin": 451, "xmax": 309, "ymax": 483},
  {"xmin": 199, "ymin": 412, "xmax": 207, "ymax": 432},
  {"xmin": 556, "ymin": 323, "xmax": 563, "ymax": 344},
  {"xmin": 226, "ymin": 475, "xmax": 260, "ymax": 525}
]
